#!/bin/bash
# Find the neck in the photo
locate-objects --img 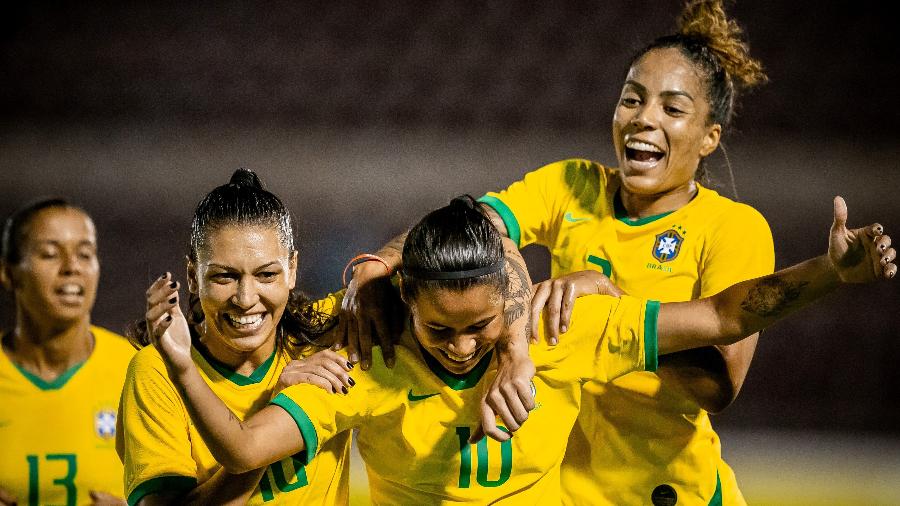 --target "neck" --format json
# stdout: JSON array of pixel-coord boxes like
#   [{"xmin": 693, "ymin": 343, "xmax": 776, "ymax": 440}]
[
  {"xmin": 619, "ymin": 180, "xmax": 697, "ymax": 219},
  {"xmin": 4, "ymin": 311, "xmax": 93, "ymax": 379},
  {"xmin": 198, "ymin": 330, "xmax": 277, "ymax": 377}
]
